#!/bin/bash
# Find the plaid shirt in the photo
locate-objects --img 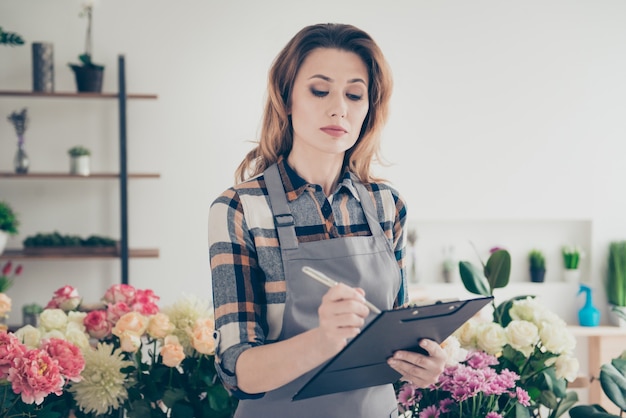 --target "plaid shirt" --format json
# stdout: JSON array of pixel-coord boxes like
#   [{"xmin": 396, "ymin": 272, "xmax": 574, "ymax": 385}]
[{"xmin": 209, "ymin": 157, "xmax": 408, "ymax": 392}]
